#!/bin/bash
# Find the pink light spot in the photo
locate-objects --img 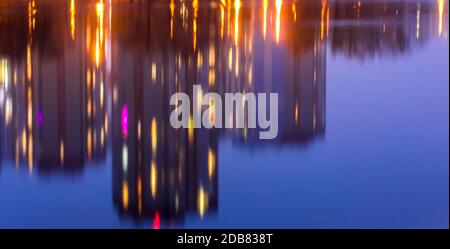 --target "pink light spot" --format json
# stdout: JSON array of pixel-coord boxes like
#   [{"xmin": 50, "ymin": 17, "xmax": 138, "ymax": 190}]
[
  {"xmin": 153, "ymin": 211, "xmax": 160, "ymax": 229},
  {"xmin": 121, "ymin": 105, "xmax": 128, "ymax": 137}
]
